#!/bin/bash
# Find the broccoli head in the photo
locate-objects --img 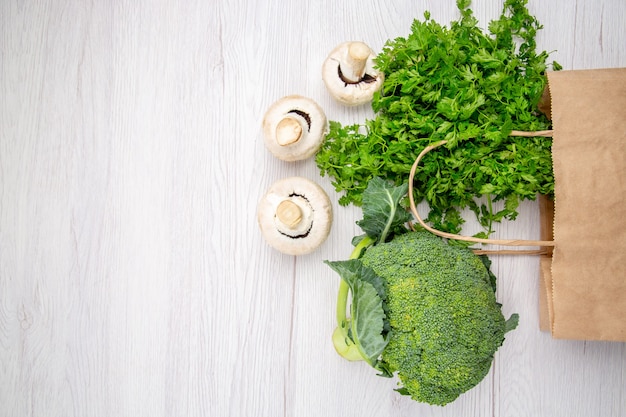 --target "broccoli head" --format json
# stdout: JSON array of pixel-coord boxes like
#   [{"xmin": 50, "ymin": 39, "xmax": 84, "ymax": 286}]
[
  {"xmin": 325, "ymin": 177, "xmax": 518, "ymax": 406},
  {"xmin": 360, "ymin": 231, "xmax": 515, "ymax": 406}
]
